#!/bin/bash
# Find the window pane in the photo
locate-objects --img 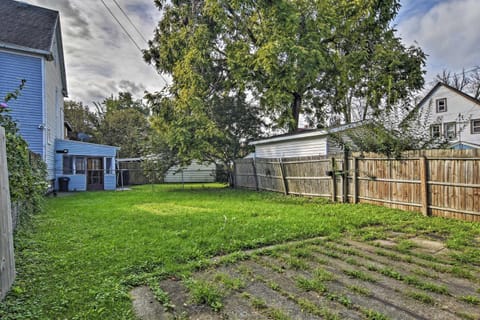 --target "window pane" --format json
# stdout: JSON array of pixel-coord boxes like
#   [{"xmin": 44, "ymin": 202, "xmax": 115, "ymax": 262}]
[
  {"xmin": 106, "ymin": 158, "xmax": 112, "ymax": 174},
  {"xmin": 63, "ymin": 156, "xmax": 73, "ymax": 174},
  {"xmin": 76, "ymin": 157, "xmax": 85, "ymax": 174},
  {"xmin": 472, "ymin": 119, "xmax": 480, "ymax": 134}
]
